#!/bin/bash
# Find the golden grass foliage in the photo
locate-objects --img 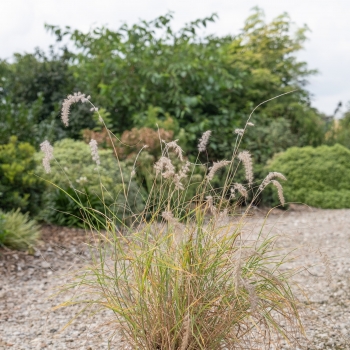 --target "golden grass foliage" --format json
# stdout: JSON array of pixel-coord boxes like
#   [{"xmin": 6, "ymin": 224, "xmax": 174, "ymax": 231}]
[{"xmin": 49, "ymin": 92, "xmax": 302, "ymax": 349}]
